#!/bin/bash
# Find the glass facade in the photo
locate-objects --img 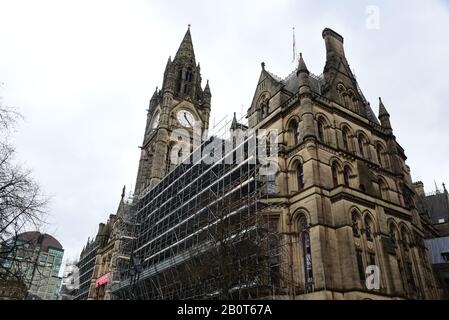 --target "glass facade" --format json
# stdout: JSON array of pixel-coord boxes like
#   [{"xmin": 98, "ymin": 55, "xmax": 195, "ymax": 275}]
[{"xmin": 0, "ymin": 233, "xmax": 64, "ymax": 300}]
